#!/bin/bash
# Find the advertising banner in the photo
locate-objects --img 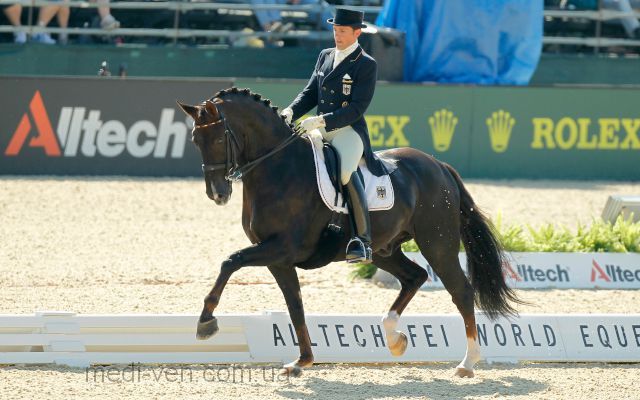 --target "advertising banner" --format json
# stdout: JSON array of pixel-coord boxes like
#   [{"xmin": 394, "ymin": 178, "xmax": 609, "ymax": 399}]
[
  {"xmin": 243, "ymin": 312, "xmax": 640, "ymax": 363},
  {"xmin": 238, "ymin": 79, "xmax": 640, "ymax": 180},
  {"xmin": 0, "ymin": 76, "xmax": 232, "ymax": 176},
  {"xmin": 373, "ymin": 252, "xmax": 640, "ymax": 289},
  {"xmin": 2, "ymin": 77, "xmax": 639, "ymax": 179}
]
